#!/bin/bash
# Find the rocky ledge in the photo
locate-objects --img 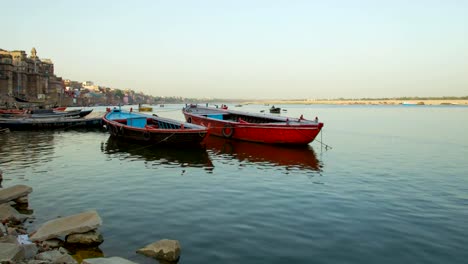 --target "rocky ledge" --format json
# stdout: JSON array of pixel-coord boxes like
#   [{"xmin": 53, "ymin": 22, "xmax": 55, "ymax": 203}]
[{"xmin": 0, "ymin": 183, "xmax": 181, "ymax": 264}]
